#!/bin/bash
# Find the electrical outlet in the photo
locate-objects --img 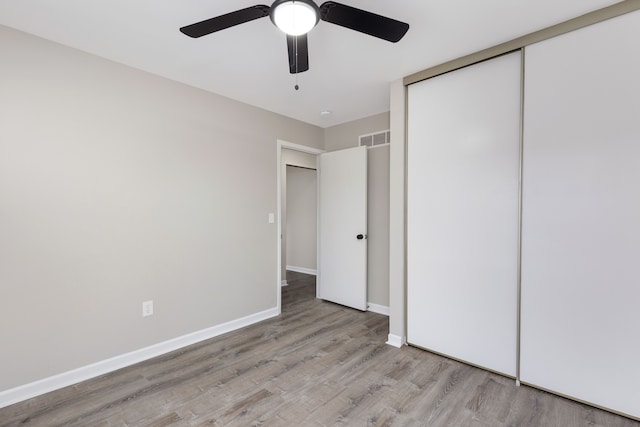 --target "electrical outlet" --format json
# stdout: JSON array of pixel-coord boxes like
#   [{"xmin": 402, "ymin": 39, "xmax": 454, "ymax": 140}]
[{"xmin": 142, "ymin": 300, "xmax": 154, "ymax": 317}]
